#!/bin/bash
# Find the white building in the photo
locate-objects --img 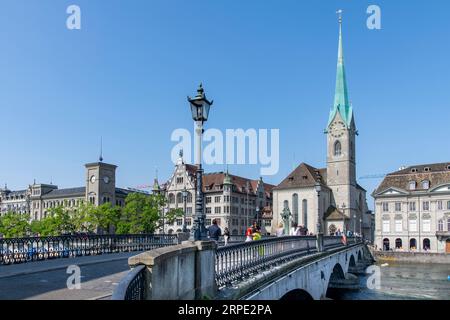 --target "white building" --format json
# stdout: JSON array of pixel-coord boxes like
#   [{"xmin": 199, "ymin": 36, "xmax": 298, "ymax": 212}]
[{"xmin": 373, "ymin": 163, "xmax": 450, "ymax": 254}]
